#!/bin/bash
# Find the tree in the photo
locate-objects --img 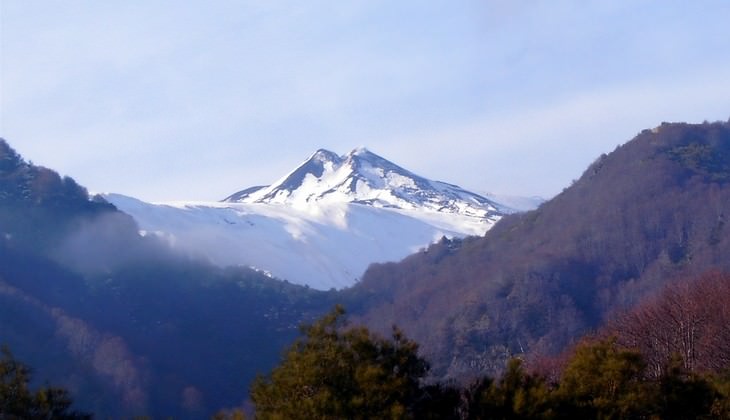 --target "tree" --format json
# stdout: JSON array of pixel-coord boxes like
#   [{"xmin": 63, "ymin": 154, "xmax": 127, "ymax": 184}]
[
  {"xmin": 554, "ymin": 337, "xmax": 653, "ymax": 419},
  {"xmin": 610, "ymin": 272, "xmax": 730, "ymax": 376},
  {"xmin": 464, "ymin": 358, "xmax": 552, "ymax": 419},
  {"xmin": 655, "ymin": 355, "xmax": 717, "ymax": 420},
  {"xmin": 250, "ymin": 305, "xmax": 443, "ymax": 419},
  {"xmin": 464, "ymin": 337, "xmax": 724, "ymax": 419},
  {"xmin": 0, "ymin": 345, "xmax": 90, "ymax": 419}
]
